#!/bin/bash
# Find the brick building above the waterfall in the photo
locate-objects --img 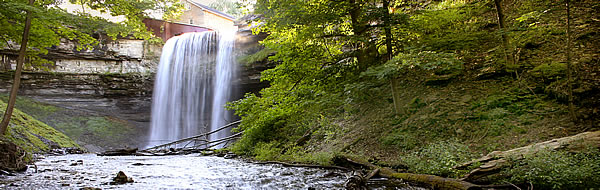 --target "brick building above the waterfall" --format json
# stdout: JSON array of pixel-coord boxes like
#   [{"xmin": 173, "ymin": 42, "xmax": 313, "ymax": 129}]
[{"xmin": 144, "ymin": 0, "xmax": 238, "ymax": 41}]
